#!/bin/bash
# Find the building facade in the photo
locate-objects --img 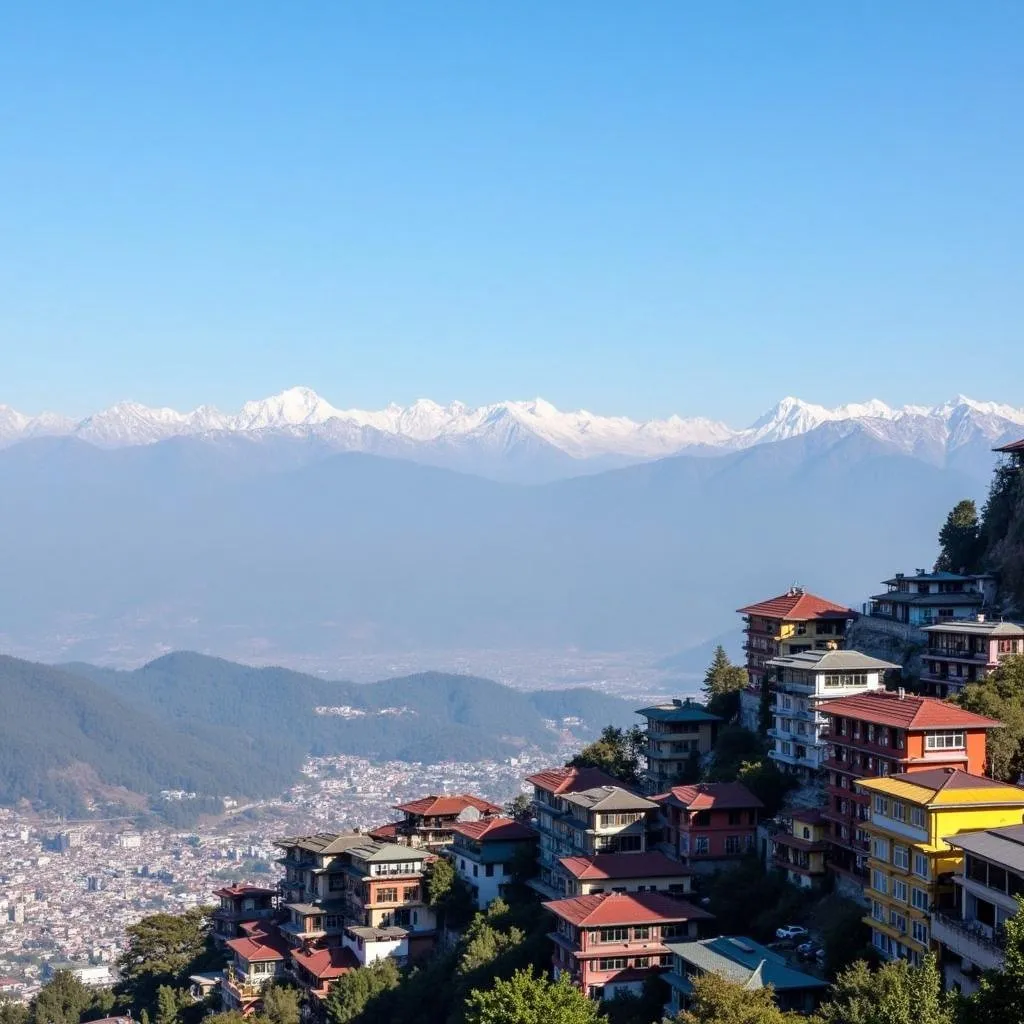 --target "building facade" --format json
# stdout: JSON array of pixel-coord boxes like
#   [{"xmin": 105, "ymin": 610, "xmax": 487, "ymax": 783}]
[
  {"xmin": 920, "ymin": 619, "xmax": 1024, "ymax": 699},
  {"xmin": 770, "ymin": 810, "xmax": 828, "ymax": 889},
  {"xmin": 557, "ymin": 852, "xmax": 693, "ymax": 898},
  {"xmin": 653, "ymin": 782, "xmax": 762, "ymax": 869},
  {"xmin": 866, "ymin": 571, "xmax": 996, "ymax": 631},
  {"xmin": 857, "ymin": 769, "xmax": 1024, "ymax": 964},
  {"xmin": 817, "ymin": 691, "xmax": 1000, "ymax": 883},
  {"xmin": 767, "ymin": 650, "xmax": 896, "ymax": 777},
  {"xmin": 368, "ymin": 793, "xmax": 502, "ymax": 851},
  {"xmin": 447, "ymin": 817, "xmax": 538, "ymax": 908},
  {"xmin": 210, "ymin": 884, "xmax": 277, "ymax": 947},
  {"xmin": 636, "ymin": 699, "xmax": 721, "ymax": 795}
]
